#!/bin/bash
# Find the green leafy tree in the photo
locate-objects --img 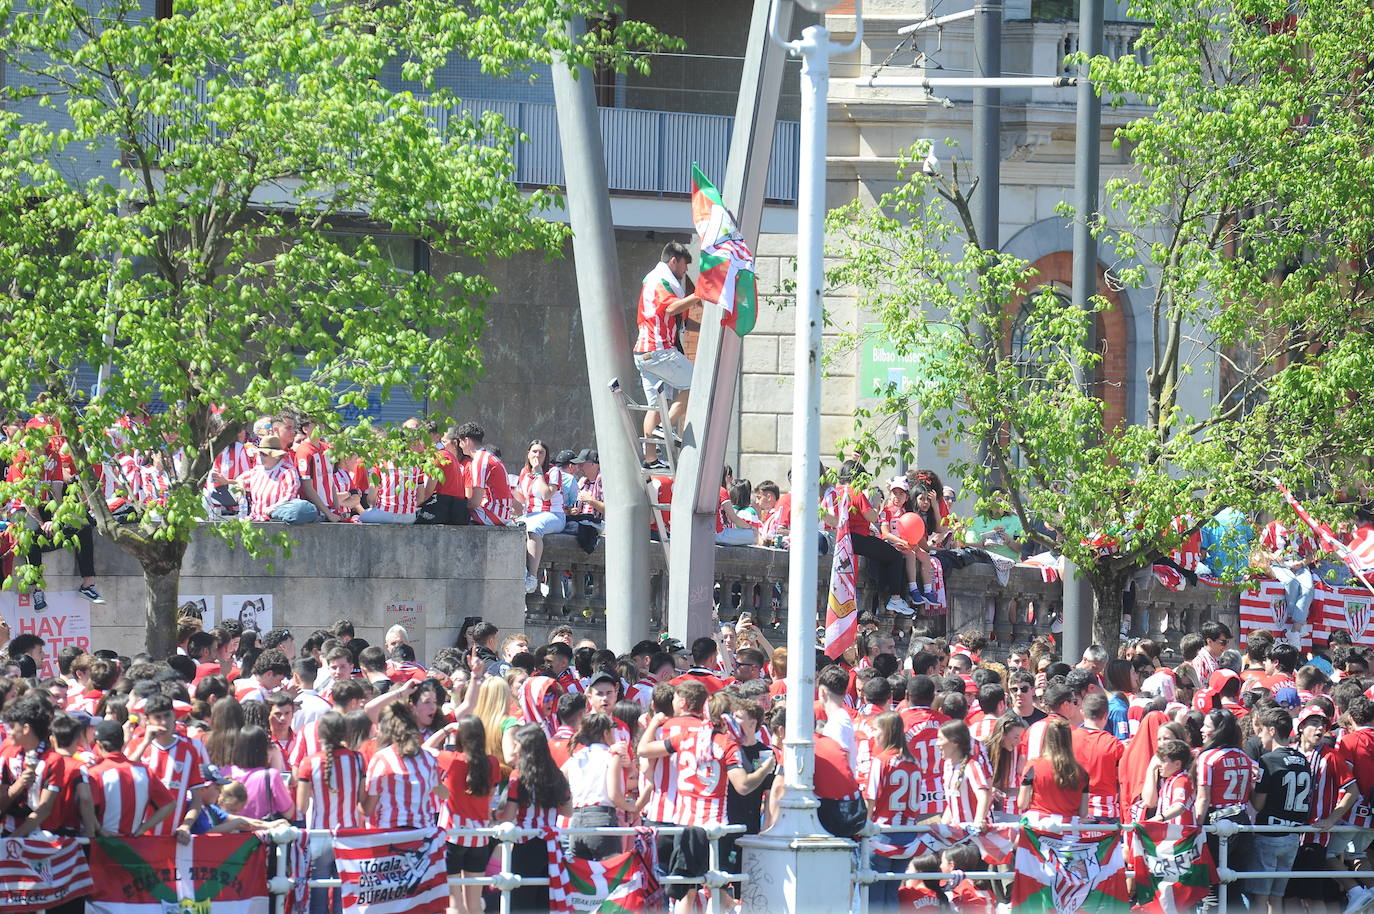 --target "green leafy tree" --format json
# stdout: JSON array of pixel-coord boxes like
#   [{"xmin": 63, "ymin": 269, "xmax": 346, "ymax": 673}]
[
  {"xmin": 0, "ymin": 0, "xmax": 673, "ymax": 656},
  {"xmin": 827, "ymin": 0, "xmax": 1374, "ymax": 654}
]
